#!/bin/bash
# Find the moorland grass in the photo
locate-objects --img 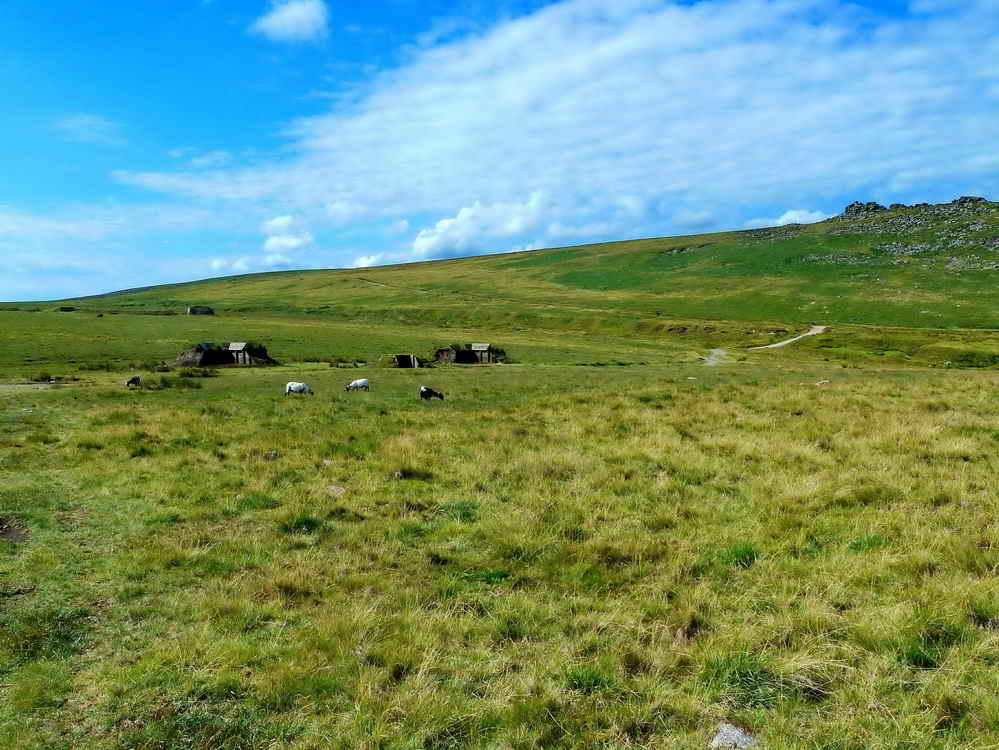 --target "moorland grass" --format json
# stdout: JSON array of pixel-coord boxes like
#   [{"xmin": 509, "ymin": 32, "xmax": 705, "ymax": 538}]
[
  {"xmin": 2, "ymin": 358, "xmax": 999, "ymax": 748},
  {"xmin": 8, "ymin": 199, "xmax": 996, "ymax": 333}
]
